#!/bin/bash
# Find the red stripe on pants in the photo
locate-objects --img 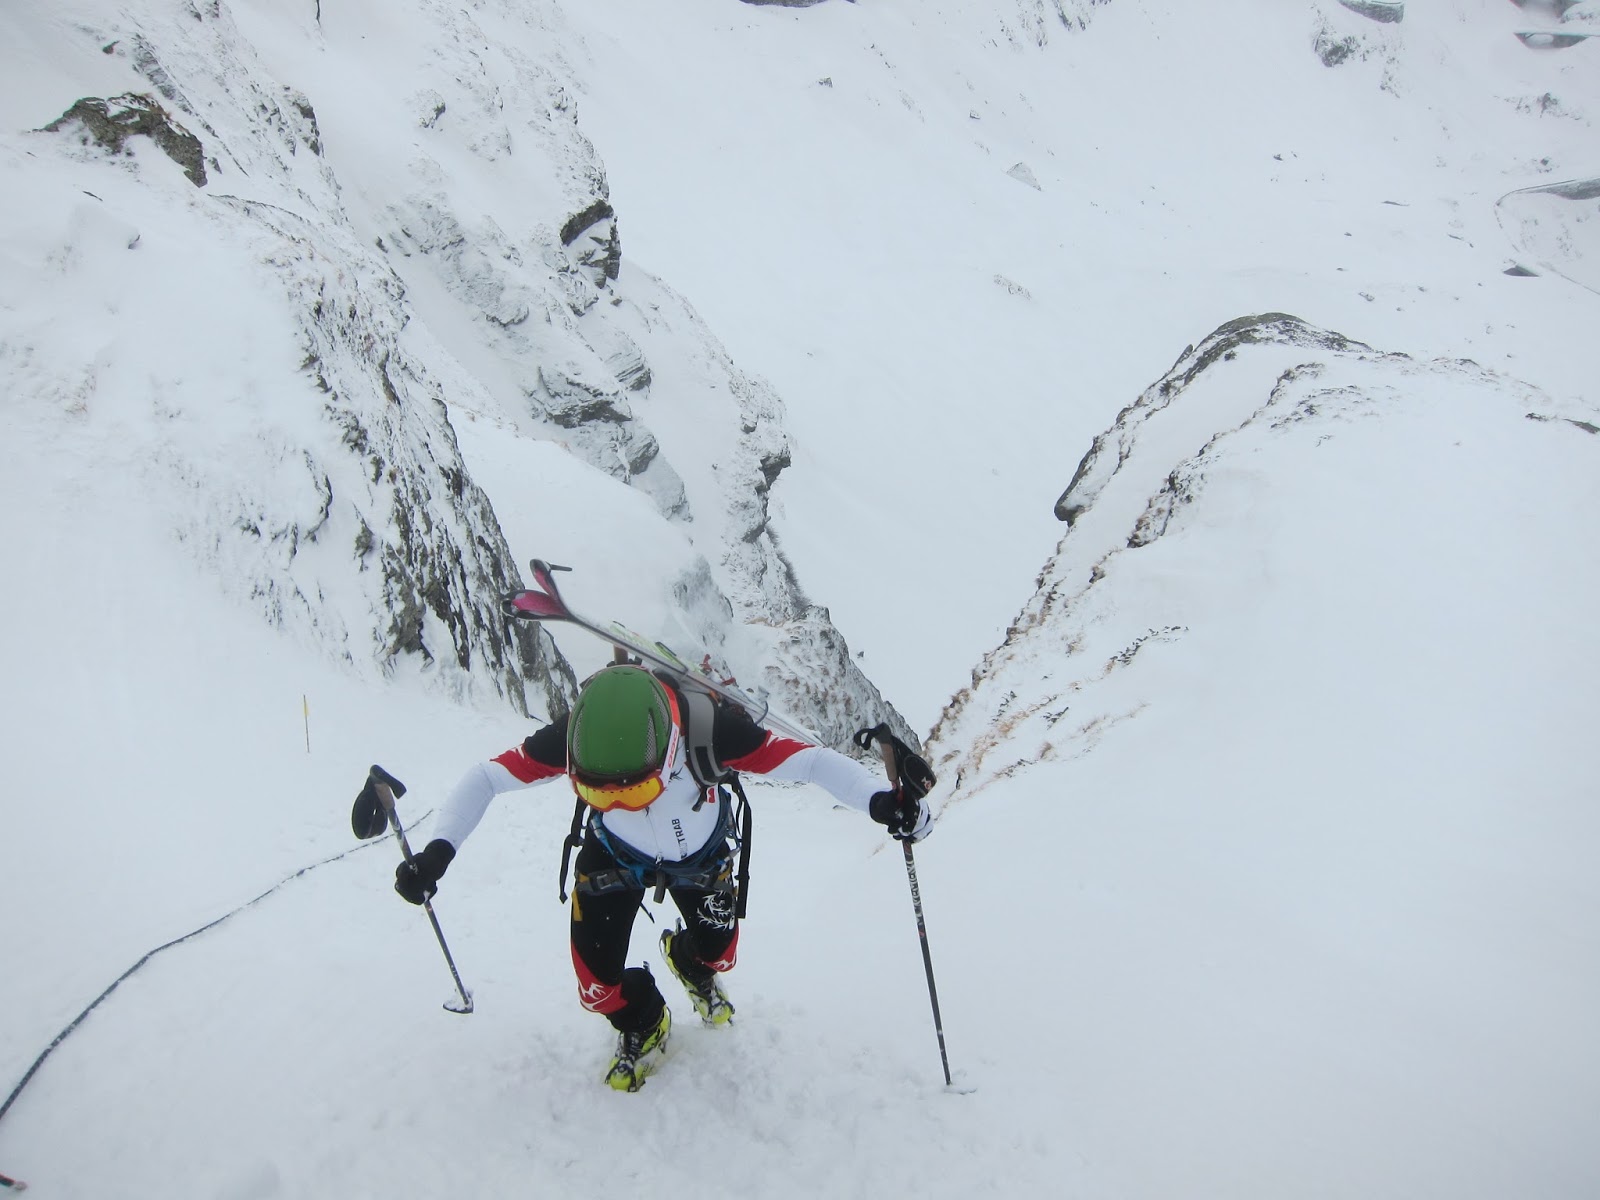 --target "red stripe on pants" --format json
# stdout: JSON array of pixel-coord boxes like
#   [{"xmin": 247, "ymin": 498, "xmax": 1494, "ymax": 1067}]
[
  {"xmin": 571, "ymin": 940, "xmax": 624, "ymax": 1014},
  {"xmin": 704, "ymin": 926, "xmax": 740, "ymax": 973}
]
